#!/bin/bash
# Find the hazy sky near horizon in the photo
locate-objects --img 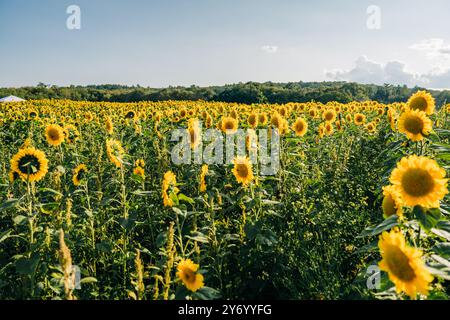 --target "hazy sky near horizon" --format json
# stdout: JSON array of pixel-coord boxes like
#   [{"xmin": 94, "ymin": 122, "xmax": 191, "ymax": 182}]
[{"xmin": 1, "ymin": 0, "xmax": 450, "ymax": 88}]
